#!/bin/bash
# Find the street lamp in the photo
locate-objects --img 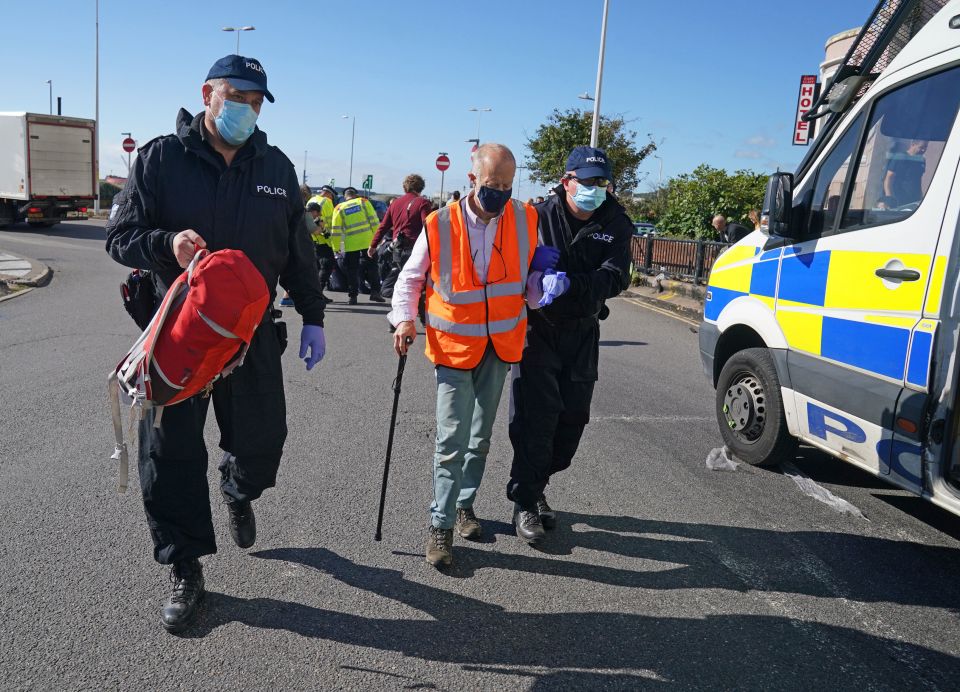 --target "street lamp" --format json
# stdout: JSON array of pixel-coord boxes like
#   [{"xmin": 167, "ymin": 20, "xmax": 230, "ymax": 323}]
[
  {"xmin": 341, "ymin": 115, "xmax": 356, "ymax": 187},
  {"xmin": 653, "ymin": 154, "xmax": 663, "ymax": 187},
  {"xmin": 222, "ymin": 26, "xmax": 255, "ymax": 53},
  {"xmin": 588, "ymin": 0, "xmax": 610, "ymax": 147},
  {"xmin": 45, "ymin": 80, "xmax": 52, "ymax": 115},
  {"xmin": 94, "ymin": 0, "xmax": 100, "ymax": 213},
  {"xmin": 468, "ymin": 107, "xmax": 492, "ymax": 142}
]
